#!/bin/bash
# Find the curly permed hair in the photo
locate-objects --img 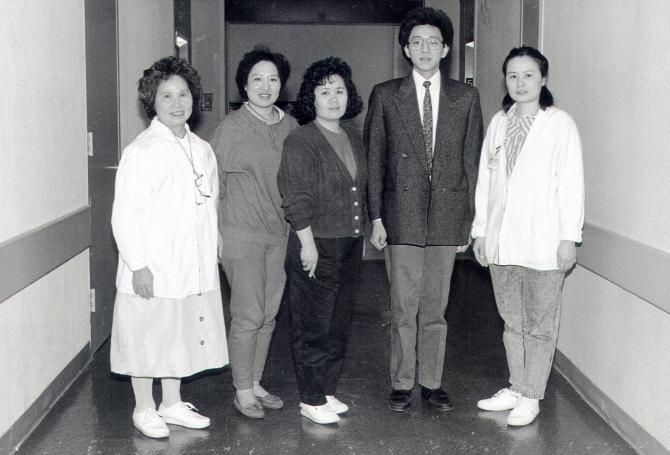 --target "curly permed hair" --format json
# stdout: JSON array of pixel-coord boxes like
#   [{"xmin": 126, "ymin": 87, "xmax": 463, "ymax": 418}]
[
  {"xmin": 138, "ymin": 56, "xmax": 201, "ymax": 119},
  {"xmin": 235, "ymin": 45, "xmax": 291, "ymax": 100},
  {"xmin": 398, "ymin": 6, "xmax": 454, "ymax": 49},
  {"xmin": 292, "ymin": 57, "xmax": 363, "ymax": 125}
]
